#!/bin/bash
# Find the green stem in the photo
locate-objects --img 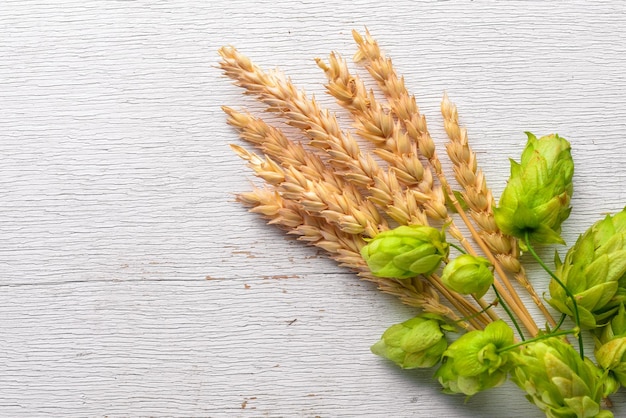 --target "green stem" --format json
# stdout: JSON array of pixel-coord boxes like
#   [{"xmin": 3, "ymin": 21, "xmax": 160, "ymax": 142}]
[
  {"xmin": 524, "ymin": 232, "xmax": 584, "ymax": 359},
  {"xmin": 492, "ymin": 284, "xmax": 525, "ymax": 341},
  {"xmin": 552, "ymin": 313, "xmax": 567, "ymax": 333},
  {"xmin": 449, "ymin": 243, "xmax": 467, "ymax": 255},
  {"xmin": 499, "ymin": 328, "xmax": 577, "ymax": 353},
  {"xmin": 453, "ymin": 300, "xmax": 494, "ymax": 325}
]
